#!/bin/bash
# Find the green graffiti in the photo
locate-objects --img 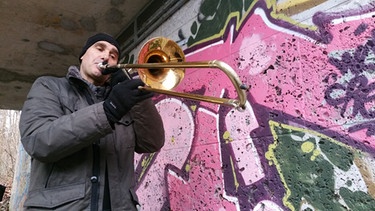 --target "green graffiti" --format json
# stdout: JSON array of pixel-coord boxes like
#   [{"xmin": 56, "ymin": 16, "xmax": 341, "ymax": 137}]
[
  {"xmin": 186, "ymin": 0, "xmax": 328, "ymax": 48},
  {"xmin": 188, "ymin": 0, "xmax": 255, "ymax": 47},
  {"xmin": 266, "ymin": 120, "xmax": 375, "ymax": 210}
]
